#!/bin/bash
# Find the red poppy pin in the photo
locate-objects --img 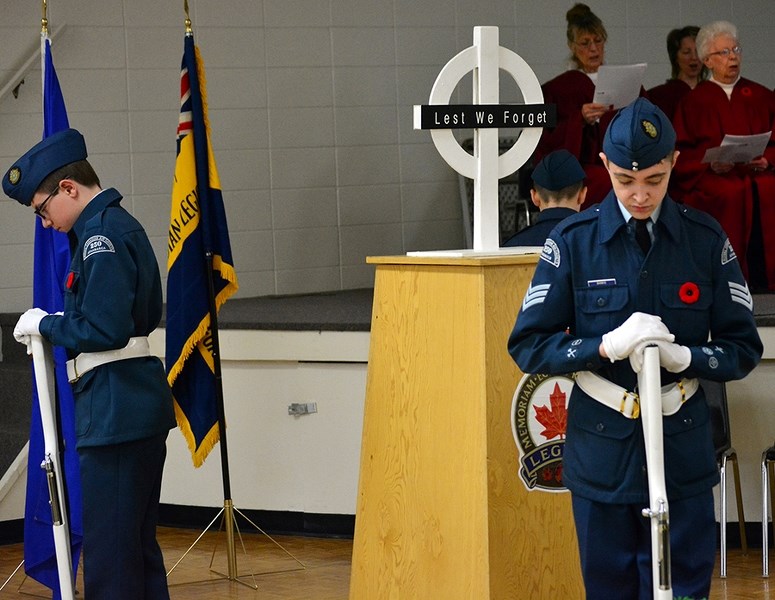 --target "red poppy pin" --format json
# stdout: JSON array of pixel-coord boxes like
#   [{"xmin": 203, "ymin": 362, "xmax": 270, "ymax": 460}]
[
  {"xmin": 679, "ymin": 281, "xmax": 699, "ymax": 304},
  {"xmin": 741, "ymin": 87, "xmax": 752, "ymax": 97}
]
